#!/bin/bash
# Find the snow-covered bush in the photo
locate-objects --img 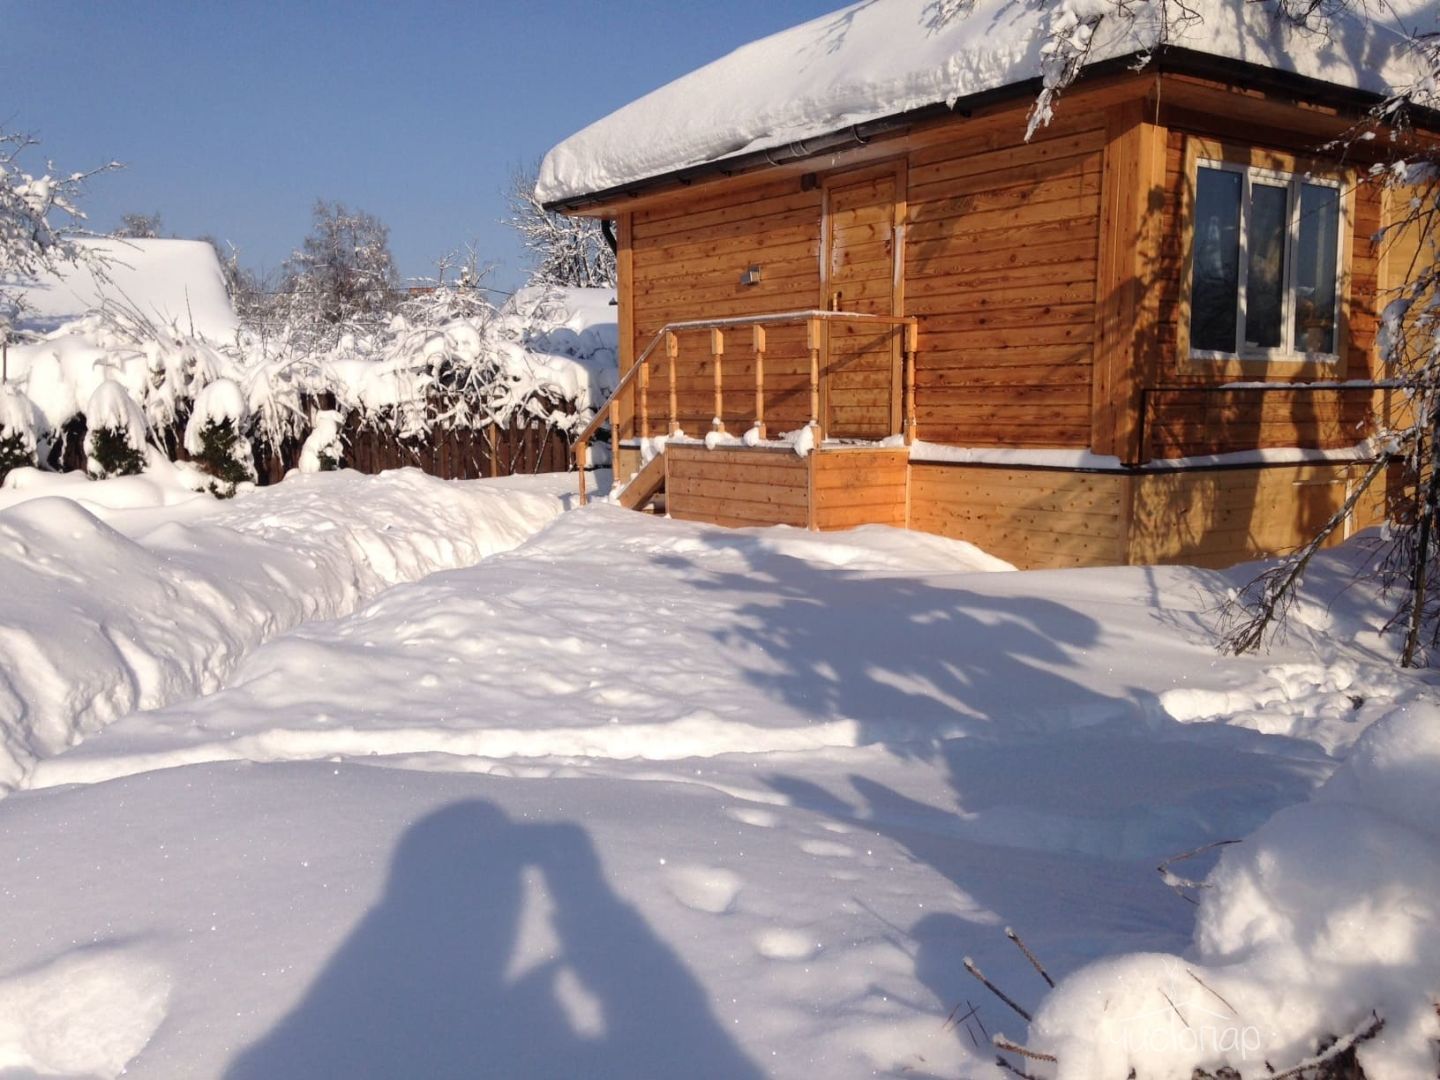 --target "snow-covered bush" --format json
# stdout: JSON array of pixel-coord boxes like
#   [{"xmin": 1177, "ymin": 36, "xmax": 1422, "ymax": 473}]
[
  {"xmin": 298, "ymin": 409, "xmax": 343, "ymax": 472},
  {"xmin": 83, "ymin": 381, "xmax": 147, "ymax": 479},
  {"xmin": 184, "ymin": 378, "xmax": 255, "ymax": 496},
  {"xmin": 1027, "ymin": 698, "xmax": 1440, "ymax": 1079},
  {"xmin": 0, "ymin": 384, "xmax": 39, "ymax": 482}
]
